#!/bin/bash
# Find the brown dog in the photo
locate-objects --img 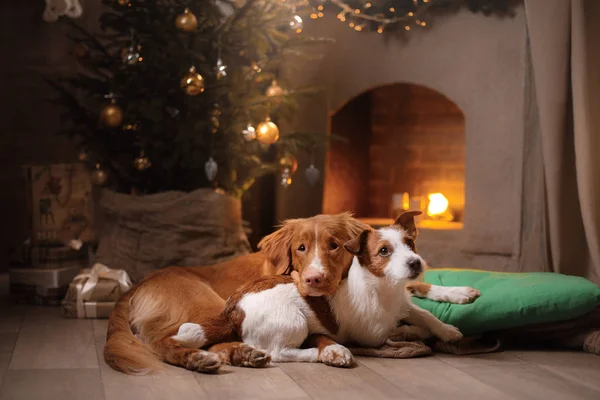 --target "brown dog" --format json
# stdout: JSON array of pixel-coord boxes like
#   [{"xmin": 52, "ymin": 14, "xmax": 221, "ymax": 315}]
[{"xmin": 104, "ymin": 213, "xmax": 366, "ymax": 374}]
